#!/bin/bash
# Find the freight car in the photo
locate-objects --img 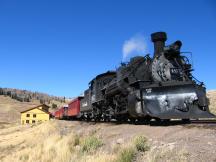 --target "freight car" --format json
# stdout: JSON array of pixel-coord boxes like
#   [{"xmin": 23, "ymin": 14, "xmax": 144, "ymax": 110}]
[
  {"xmin": 54, "ymin": 31, "xmax": 215, "ymax": 123},
  {"xmin": 53, "ymin": 105, "xmax": 67, "ymax": 120},
  {"xmin": 66, "ymin": 97, "xmax": 83, "ymax": 119},
  {"xmin": 53, "ymin": 97, "xmax": 83, "ymax": 120},
  {"xmin": 53, "ymin": 107, "xmax": 63, "ymax": 119}
]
